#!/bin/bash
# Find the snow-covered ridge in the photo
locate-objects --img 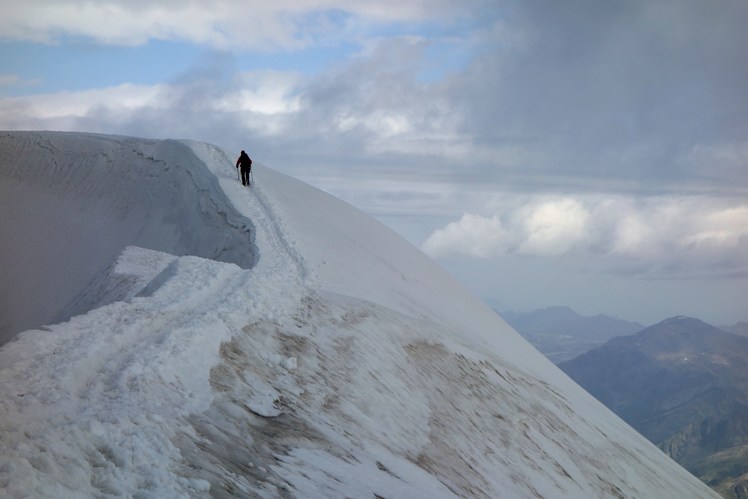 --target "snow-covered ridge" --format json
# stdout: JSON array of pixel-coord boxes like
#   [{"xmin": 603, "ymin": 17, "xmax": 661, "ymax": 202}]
[
  {"xmin": 0, "ymin": 132, "xmax": 717, "ymax": 497},
  {"xmin": 0, "ymin": 131, "xmax": 255, "ymax": 344}
]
